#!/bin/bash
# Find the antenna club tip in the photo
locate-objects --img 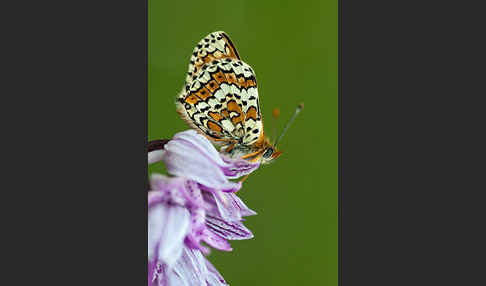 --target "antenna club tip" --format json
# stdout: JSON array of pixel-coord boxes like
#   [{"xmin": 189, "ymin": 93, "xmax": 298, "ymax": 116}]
[
  {"xmin": 298, "ymin": 102, "xmax": 304, "ymax": 111},
  {"xmin": 272, "ymin": 108, "xmax": 280, "ymax": 119}
]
